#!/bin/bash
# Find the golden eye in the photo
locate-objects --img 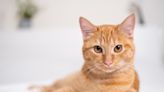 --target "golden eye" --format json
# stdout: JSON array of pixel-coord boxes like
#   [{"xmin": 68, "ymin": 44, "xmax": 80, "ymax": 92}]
[
  {"xmin": 93, "ymin": 45, "xmax": 103, "ymax": 53},
  {"xmin": 114, "ymin": 44, "xmax": 123, "ymax": 53}
]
